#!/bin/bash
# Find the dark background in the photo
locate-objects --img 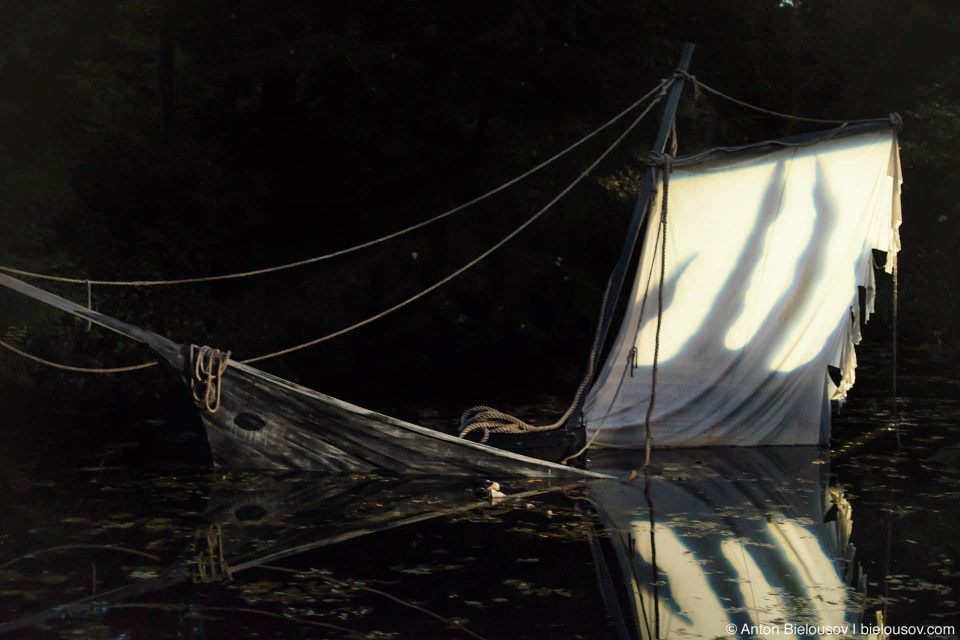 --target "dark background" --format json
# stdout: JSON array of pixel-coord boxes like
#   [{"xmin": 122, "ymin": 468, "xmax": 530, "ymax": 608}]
[{"xmin": 1, "ymin": 0, "xmax": 957, "ymax": 418}]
